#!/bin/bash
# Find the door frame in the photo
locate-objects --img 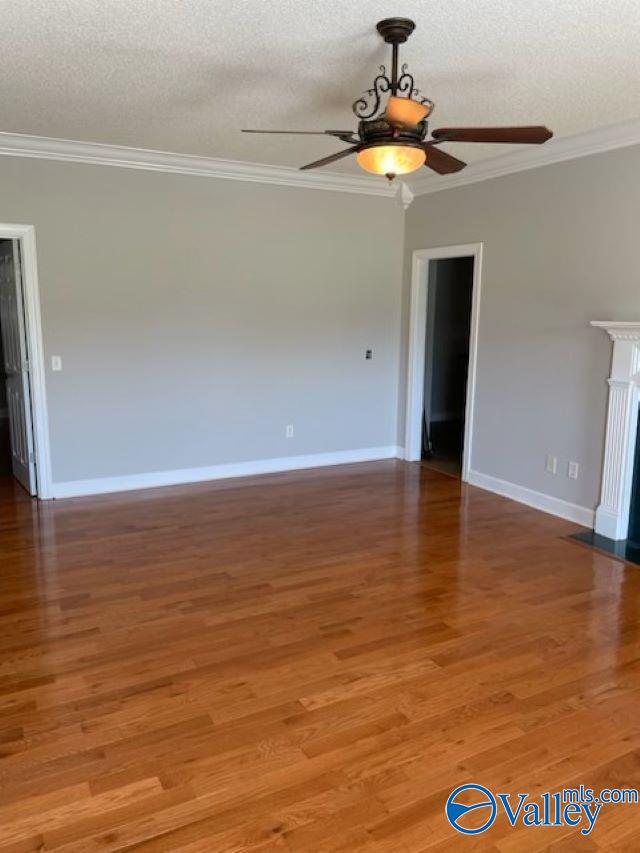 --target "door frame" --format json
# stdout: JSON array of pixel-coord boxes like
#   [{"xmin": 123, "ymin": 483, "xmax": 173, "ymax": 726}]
[
  {"xmin": 0, "ymin": 224, "xmax": 52, "ymax": 498},
  {"xmin": 403, "ymin": 242, "xmax": 483, "ymax": 482}
]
